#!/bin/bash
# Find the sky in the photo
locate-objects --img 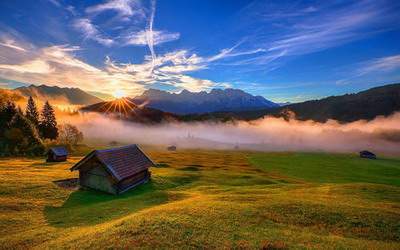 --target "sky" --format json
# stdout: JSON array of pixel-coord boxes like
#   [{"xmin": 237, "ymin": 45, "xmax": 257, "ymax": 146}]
[{"xmin": 0, "ymin": 0, "xmax": 399, "ymax": 102}]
